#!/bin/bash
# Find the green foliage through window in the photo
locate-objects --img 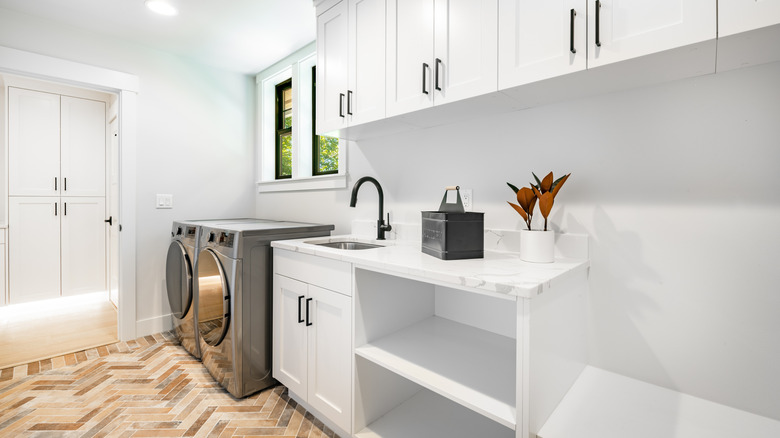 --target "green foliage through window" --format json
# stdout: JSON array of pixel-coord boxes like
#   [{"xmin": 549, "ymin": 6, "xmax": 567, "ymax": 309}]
[
  {"xmin": 275, "ymin": 79, "xmax": 292, "ymax": 179},
  {"xmin": 312, "ymin": 66, "xmax": 338, "ymax": 176}
]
